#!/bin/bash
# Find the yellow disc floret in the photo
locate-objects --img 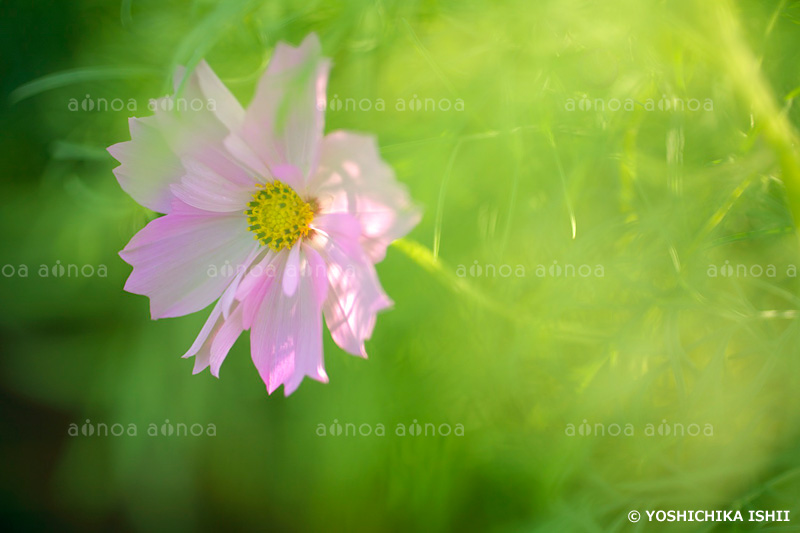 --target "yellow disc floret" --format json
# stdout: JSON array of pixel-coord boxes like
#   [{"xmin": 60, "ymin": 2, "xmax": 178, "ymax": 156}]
[{"xmin": 245, "ymin": 180, "xmax": 314, "ymax": 251}]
